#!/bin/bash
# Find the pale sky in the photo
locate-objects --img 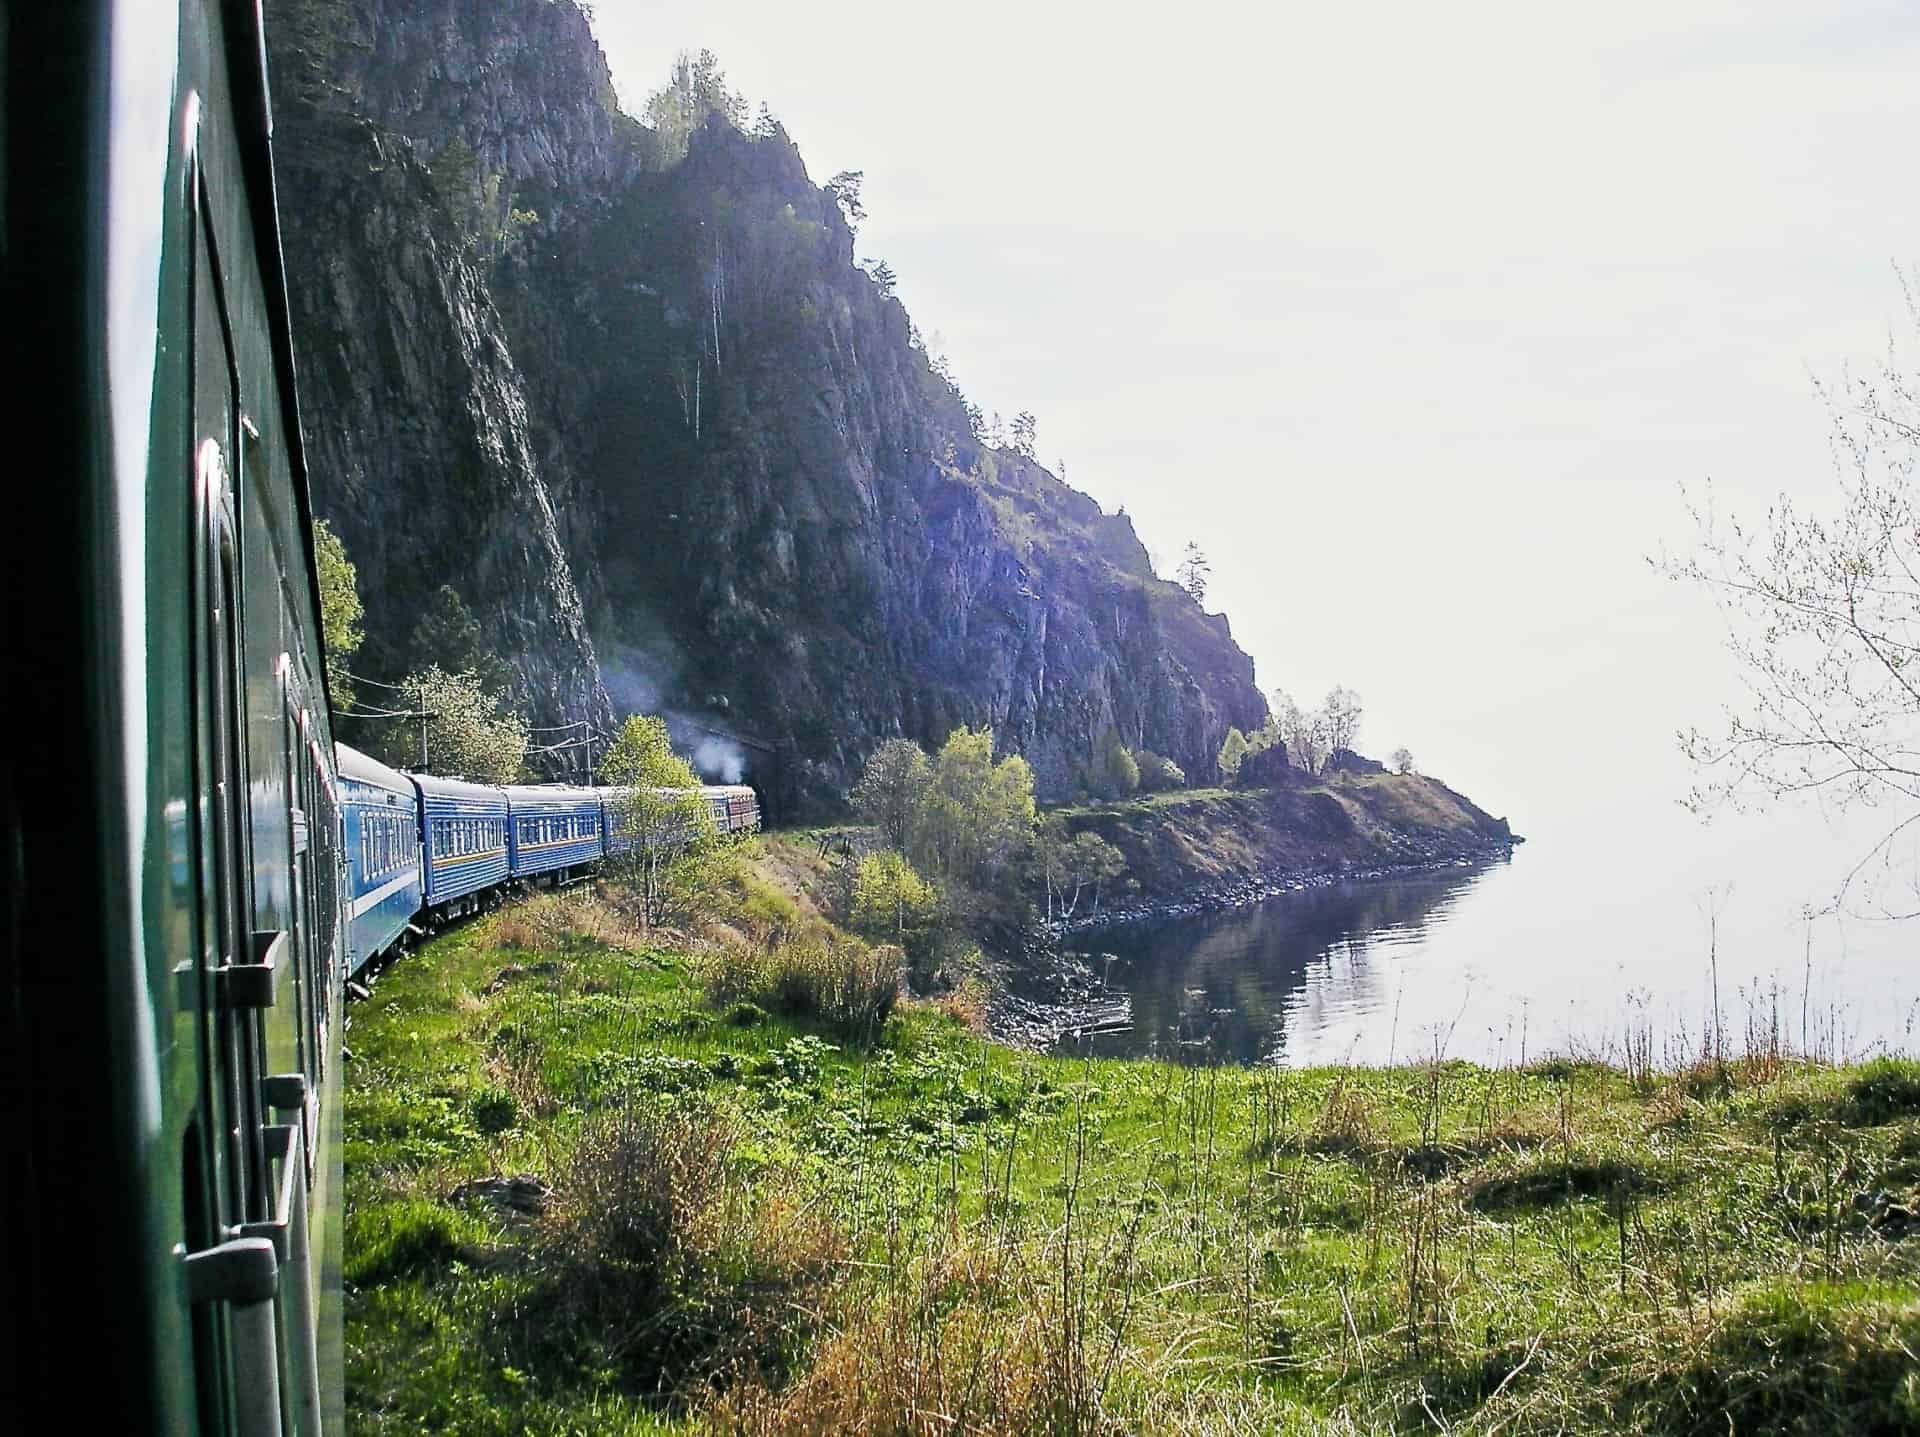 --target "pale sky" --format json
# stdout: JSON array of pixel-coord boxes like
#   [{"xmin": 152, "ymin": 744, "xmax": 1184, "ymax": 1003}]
[{"xmin": 590, "ymin": 1, "xmax": 1920, "ymax": 860}]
